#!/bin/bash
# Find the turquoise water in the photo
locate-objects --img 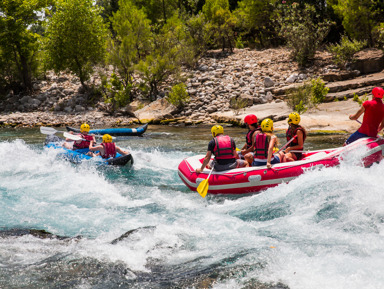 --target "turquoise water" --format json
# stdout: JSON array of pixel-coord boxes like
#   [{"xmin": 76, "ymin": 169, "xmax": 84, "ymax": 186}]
[{"xmin": 1, "ymin": 126, "xmax": 384, "ymax": 289}]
